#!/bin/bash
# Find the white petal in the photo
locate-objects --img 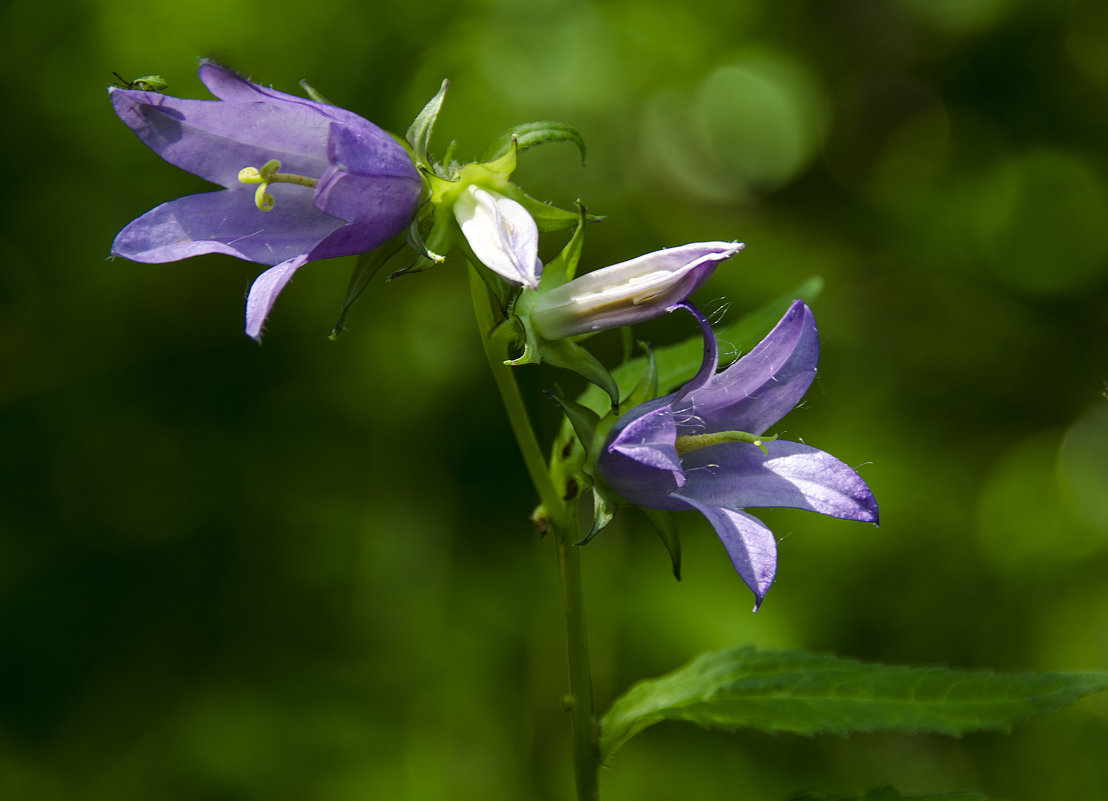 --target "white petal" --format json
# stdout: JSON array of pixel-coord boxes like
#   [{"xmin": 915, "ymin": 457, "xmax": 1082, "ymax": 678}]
[{"xmin": 454, "ymin": 186, "xmax": 541, "ymax": 288}]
